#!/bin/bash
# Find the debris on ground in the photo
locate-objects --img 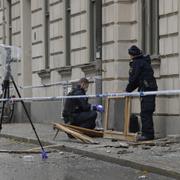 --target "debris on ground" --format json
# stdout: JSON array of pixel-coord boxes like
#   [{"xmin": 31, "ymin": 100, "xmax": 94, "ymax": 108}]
[
  {"xmin": 141, "ymin": 146, "xmax": 152, "ymax": 150},
  {"xmin": 117, "ymin": 149, "xmax": 133, "ymax": 154},
  {"xmin": 103, "ymin": 142, "xmax": 129, "ymax": 149},
  {"xmin": 106, "ymin": 149, "xmax": 111, "ymax": 153},
  {"xmin": 23, "ymin": 155, "xmax": 34, "ymax": 162},
  {"xmin": 59, "ymin": 151, "xmax": 64, "ymax": 155},
  {"xmin": 138, "ymin": 175, "xmax": 148, "ymax": 179}
]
